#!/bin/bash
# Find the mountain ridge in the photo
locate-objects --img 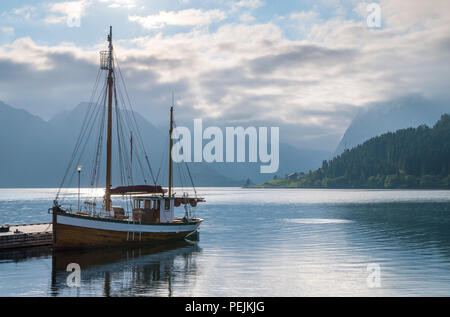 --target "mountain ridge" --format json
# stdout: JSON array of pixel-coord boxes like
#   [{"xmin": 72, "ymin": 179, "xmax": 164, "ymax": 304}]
[
  {"xmin": 335, "ymin": 94, "xmax": 450, "ymax": 155},
  {"xmin": 258, "ymin": 113, "xmax": 450, "ymax": 189},
  {"xmin": 0, "ymin": 100, "xmax": 328, "ymax": 187},
  {"xmin": 0, "ymin": 101, "xmax": 242, "ymax": 187}
]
